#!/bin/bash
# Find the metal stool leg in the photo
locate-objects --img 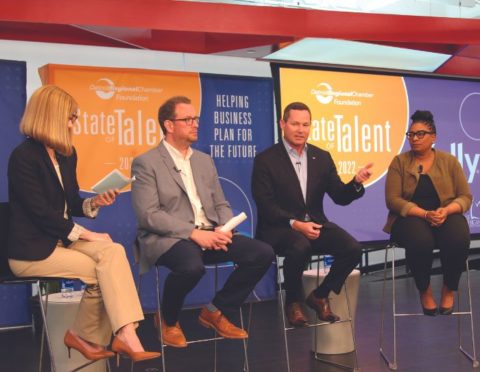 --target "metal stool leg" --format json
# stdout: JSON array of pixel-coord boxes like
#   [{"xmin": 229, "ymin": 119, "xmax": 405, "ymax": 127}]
[
  {"xmin": 379, "ymin": 244, "xmax": 398, "ymax": 370},
  {"xmin": 213, "ymin": 265, "xmax": 218, "ymax": 372},
  {"xmin": 313, "ymin": 258, "xmax": 320, "ymax": 366},
  {"xmin": 391, "ymin": 246, "xmax": 397, "ymax": 370},
  {"xmin": 276, "ymin": 256, "xmax": 291, "ymax": 372},
  {"xmin": 239, "ymin": 306, "xmax": 249, "ymax": 372},
  {"xmin": 458, "ymin": 259, "xmax": 479, "ymax": 368},
  {"xmin": 155, "ymin": 267, "xmax": 167, "ymax": 372},
  {"xmin": 37, "ymin": 281, "xmax": 57, "ymax": 372},
  {"xmin": 38, "ymin": 282, "xmax": 46, "ymax": 372},
  {"xmin": 344, "ymin": 283, "xmax": 360, "ymax": 371},
  {"xmin": 379, "ymin": 245, "xmax": 389, "ymax": 367},
  {"xmin": 243, "ymin": 300, "xmax": 254, "ymax": 372}
]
